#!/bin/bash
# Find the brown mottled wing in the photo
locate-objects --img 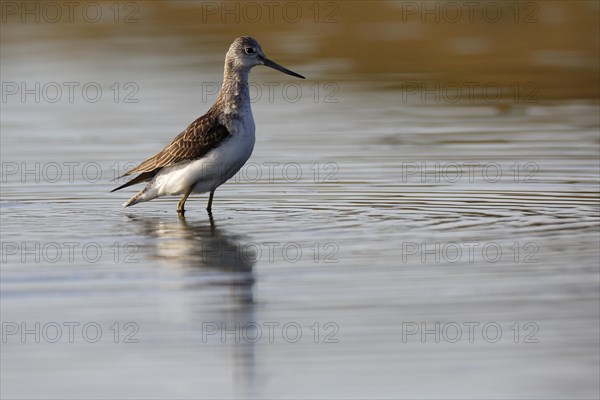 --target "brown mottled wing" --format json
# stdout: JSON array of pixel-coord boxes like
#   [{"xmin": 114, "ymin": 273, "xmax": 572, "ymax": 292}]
[
  {"xmin": 111, "ymin": 114, "xmax": 230, "ymax": 192},
  {"xmin": 127, "ymin": 115, "xmax": 230, "ymax": 175}
]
